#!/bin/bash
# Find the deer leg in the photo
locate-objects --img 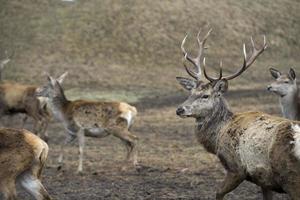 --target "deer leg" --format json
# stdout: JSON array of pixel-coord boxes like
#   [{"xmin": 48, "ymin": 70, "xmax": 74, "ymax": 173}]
[
  {"xmin": 262, "ymin": 188, "xmax": 273, "ymax": 200},
  {"xmin": 106, "ymin": 127, "xmax": 139, "ymax": 167},
  {"xmin": 57, "ymin": 133, "xmax": 77, "ymax": 170},
  {"xmin": 216, "ymin": 172, "xmax": 244, "ymax": 200},
  {"xmin": 77, "ymin": 129, "xmax": 85, "ymax": 173},
  {"xmin": 1, "ymin": 179, "xmax": 17, "ymax": 200},
  {"xmin": 32, "ymin": 119, "xmax": 41, "ymax": 135},
  {"xmin": 39, "ymin": 120, "xmax": 49, "ymax": 143},
  {"xmin": 21, "ymin": 115, "xmax": 28, "ymax": 128},
  {"xmin": 18, "ymin": 172, "xmax": 51, "ymax": 200}
]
